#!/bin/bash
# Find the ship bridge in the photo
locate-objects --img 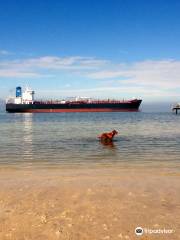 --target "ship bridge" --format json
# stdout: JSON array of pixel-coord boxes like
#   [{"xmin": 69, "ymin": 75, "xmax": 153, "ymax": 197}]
[{"xmin": 6, "ymin": 86, "xmax": 35, "ymax": 104}]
